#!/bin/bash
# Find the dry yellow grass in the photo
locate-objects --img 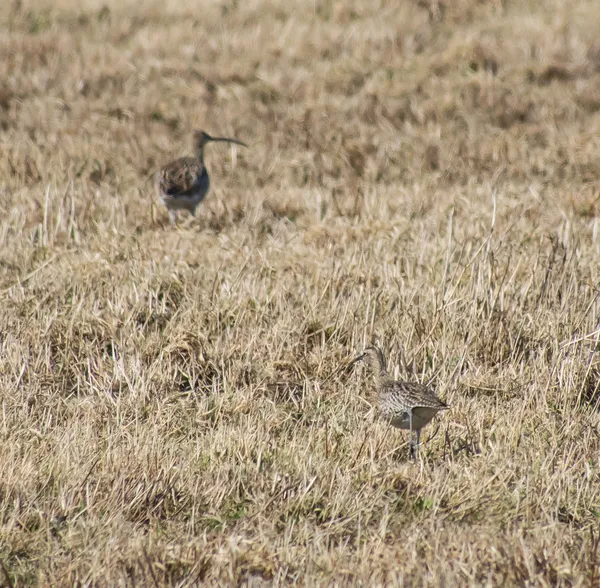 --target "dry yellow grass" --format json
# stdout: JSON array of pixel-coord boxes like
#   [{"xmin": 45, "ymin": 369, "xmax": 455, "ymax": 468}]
[{"xmin": 1, "ymin": 0, "xmax": 600, "ymax": 585}]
